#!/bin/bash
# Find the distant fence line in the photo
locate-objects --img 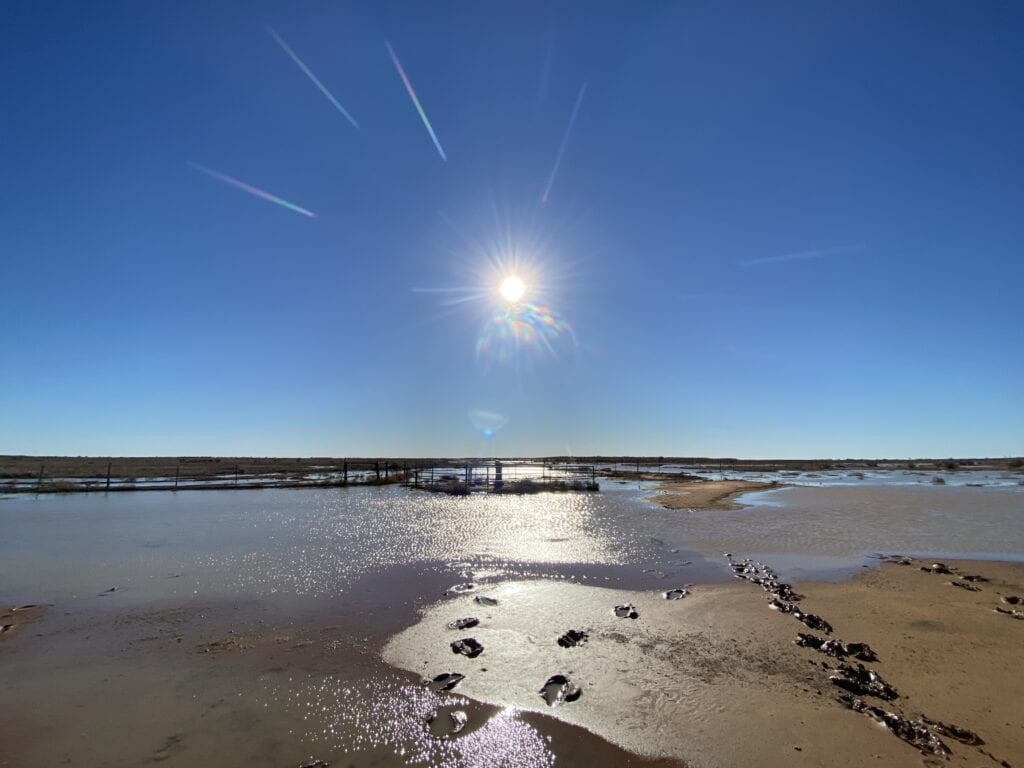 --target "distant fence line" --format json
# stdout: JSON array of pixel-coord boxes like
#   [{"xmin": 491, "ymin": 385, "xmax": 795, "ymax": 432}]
[{"xmin": 1, "ymin": 459, "xmax": 599, "ymax": 495}]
